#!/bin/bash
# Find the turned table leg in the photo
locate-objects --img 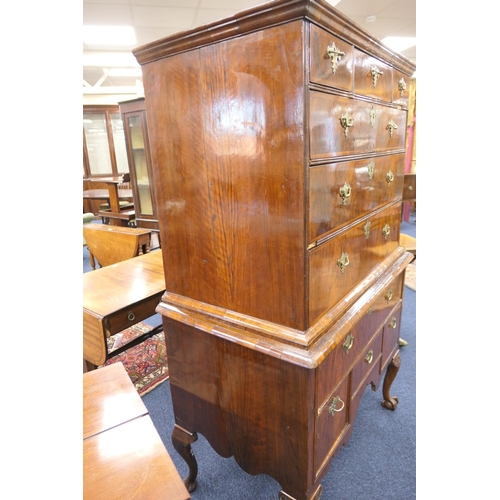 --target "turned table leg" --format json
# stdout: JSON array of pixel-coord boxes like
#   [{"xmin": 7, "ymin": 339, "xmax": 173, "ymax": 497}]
[
  {"xmin": 381, "ymin": 352, "xmax": 401, "ymax": 410},
  {"xmin": 172, "ymin": 424, "xmax": 198, "ymax": 492}
]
